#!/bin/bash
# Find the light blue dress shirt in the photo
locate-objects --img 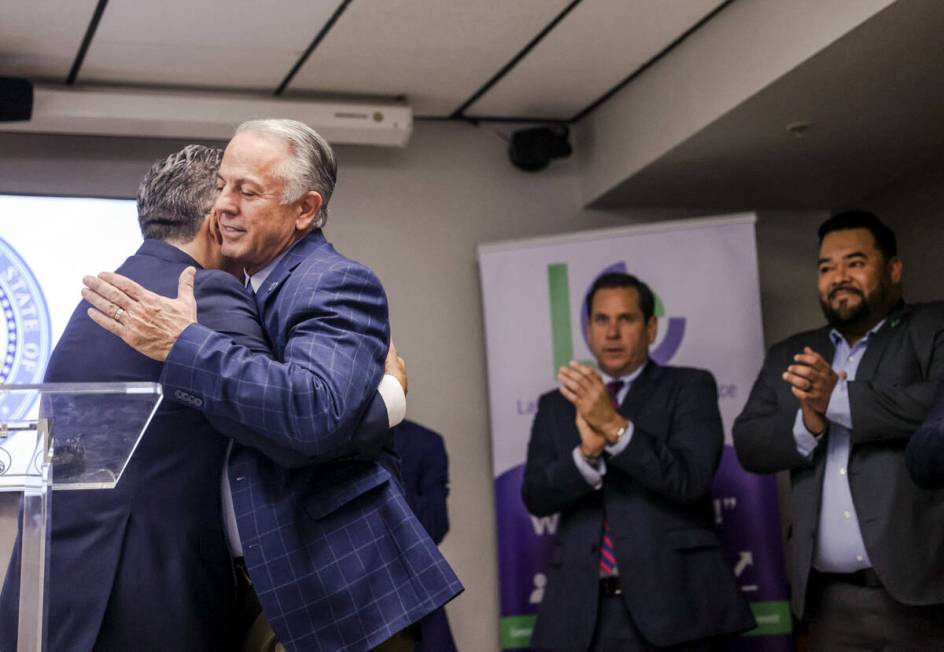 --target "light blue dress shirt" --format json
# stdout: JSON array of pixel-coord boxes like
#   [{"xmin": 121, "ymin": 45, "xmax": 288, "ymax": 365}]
[
  {"xmin": 573, "ymin": 362, "xmax": 647, "ymax": 489},
  {"xmin": 793, "ymin": 320, "xmax": 885, "ymax": 572}
]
